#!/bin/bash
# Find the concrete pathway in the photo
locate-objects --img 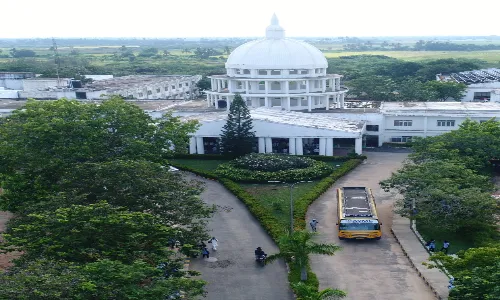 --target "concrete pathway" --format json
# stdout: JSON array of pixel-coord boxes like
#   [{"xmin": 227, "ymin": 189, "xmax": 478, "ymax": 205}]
[
  {"xmin": 392, "ymin": 216, "xmax": 450, "ymax": 299},
  {"xmin": 187, "ymin": 174, "xmax": 293, "ymax": 300},
  {"xmin": 307, "ymin": 152, "xmax": 438, "ymax": 300}
]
